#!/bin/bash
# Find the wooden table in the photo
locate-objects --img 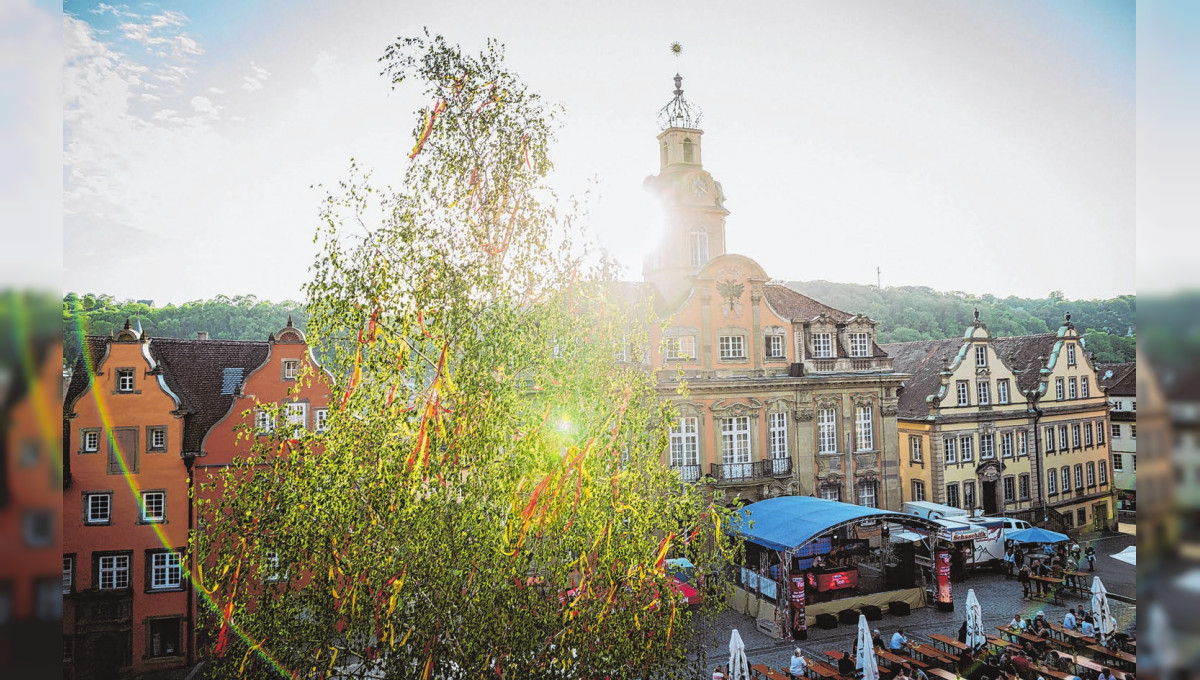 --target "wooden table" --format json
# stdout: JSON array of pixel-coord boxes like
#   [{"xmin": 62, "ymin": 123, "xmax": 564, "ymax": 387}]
[
  {"xmin": 1068, "ymin": 653, "xmax": 1128, "ymax": 680},
  {"xmin": 908, "ymin": 642, "xmax": 956, "ymax": 668},
  {"xmin": 1029, "ymin": 575, "xmax": 1065, "ymax": 604},
  {"xmin": 1030, "ymin": 663, "xmax": 1073, "ymax": 680},
  {"xmin": 807, "ymin": 658, "xmax": 846, "ymax": 679},
  {"xmin": 1086, "ymin": 644, "xmax": 1136, "ymax": 670},
  {"xmin": 752, "ymin": 663, "xmax": 791, "ymax": 680},
  {"xmin": 926, "ymin": 669, "xmax": 958, "ymax": 680},
  {"xmin": 929, "ymin": 634, "xmax": 968, "ymax": 654},
  {"xmin": 1047, "ymin": 622, "xmax": 1096, "ymax": 648},
  {"xmin": 1062, "ymin": 570, "xmax": 1091, "ymax": 594}
]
